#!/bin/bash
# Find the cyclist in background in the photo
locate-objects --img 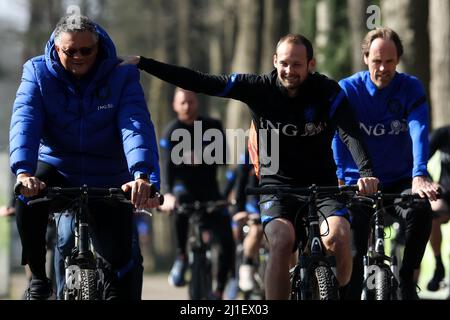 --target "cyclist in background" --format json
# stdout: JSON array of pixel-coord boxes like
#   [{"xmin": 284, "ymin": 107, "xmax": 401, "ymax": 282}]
[
  {"xmin": 226, "ymin": 148, "xmax": 263, "ymax": 295},
  {"xmin": 9, "ymin": 15, "xmax": 160, "ymax": 300},
  {"xmin": 426, "ymin": 125, "xmax": 450, "ymax": 291},
  {"xmin": 332, "ymin": 27, "xmax": 438, "ymax": 300},
  {"xmin": 158, "ymin": 88, "xmax": 234, "ymax": 300},
  {"xmin": 120, "ymin": 33, "xmax": 379, "ymax": 299}
]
